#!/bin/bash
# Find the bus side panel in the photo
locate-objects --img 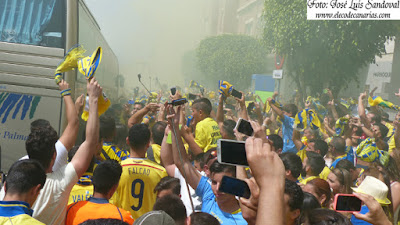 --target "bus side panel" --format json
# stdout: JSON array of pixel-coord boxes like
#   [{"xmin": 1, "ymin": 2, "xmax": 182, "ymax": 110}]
[{"xmin": 0, "ymin": 84, "xmax": 61, "ymax": 170}]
